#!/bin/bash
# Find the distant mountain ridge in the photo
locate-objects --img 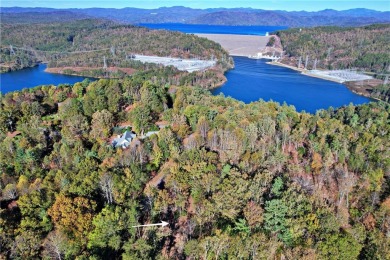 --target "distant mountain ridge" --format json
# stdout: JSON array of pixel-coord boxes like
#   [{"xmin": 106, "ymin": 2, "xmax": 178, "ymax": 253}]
[
  {"xmin": 0, "ymin": 11, "xmax": 91, "ymax": 23},
  {"xmin": 1, "ymin": 6, "xmax": 390, "ymax": 27}
]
